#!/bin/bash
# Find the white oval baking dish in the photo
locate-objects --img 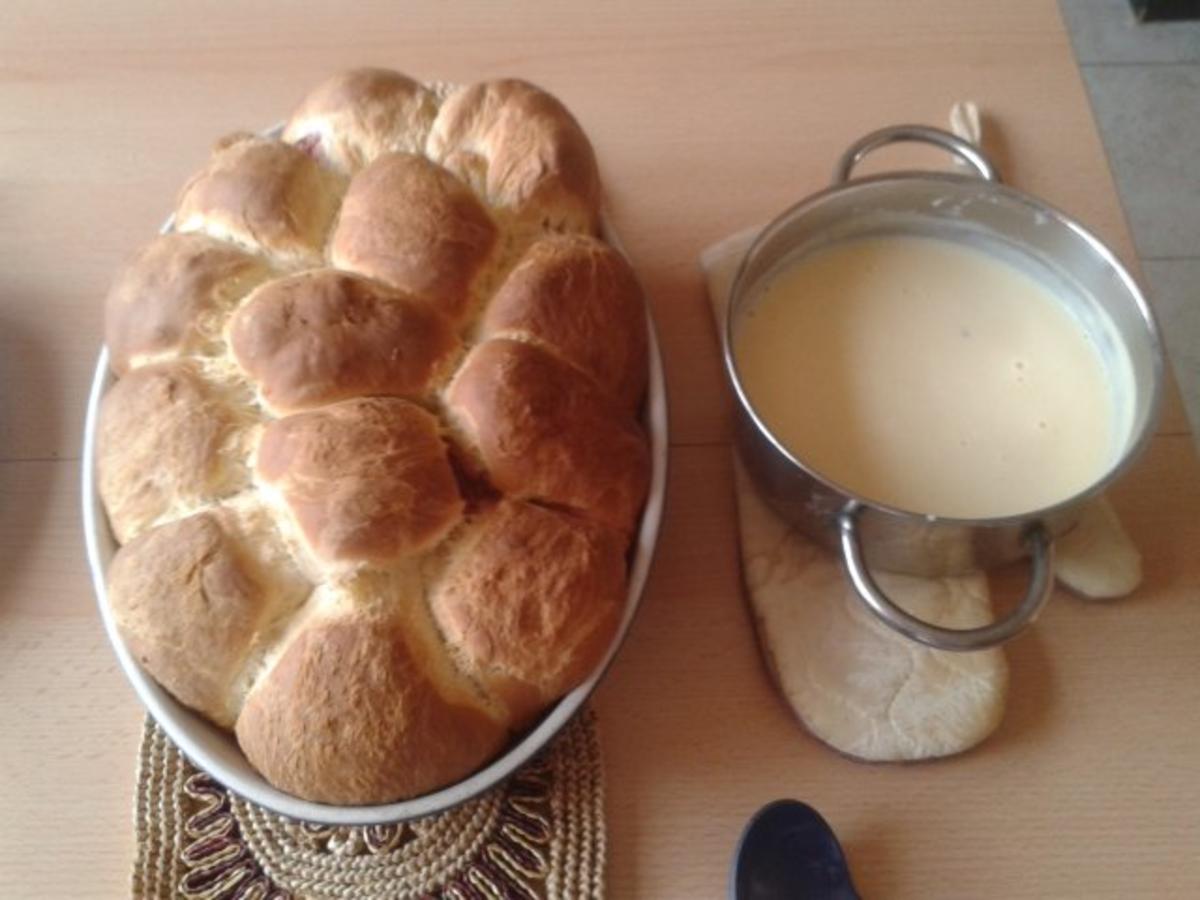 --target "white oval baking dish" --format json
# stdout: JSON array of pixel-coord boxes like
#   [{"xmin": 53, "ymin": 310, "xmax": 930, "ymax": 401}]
[{"xmin": 81, "ymin": 194, "xmax": 668, "ymax": 825}]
